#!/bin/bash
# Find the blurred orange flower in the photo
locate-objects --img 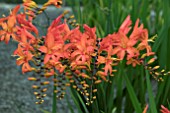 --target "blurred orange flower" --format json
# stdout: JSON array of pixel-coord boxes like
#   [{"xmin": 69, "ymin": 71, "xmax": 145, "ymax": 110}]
[{"xmin": 160, "ymin": 105, "xmax": 170, "ymax": 113}]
